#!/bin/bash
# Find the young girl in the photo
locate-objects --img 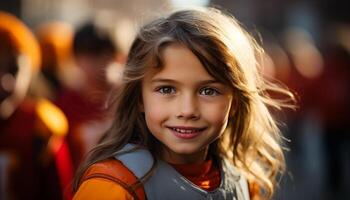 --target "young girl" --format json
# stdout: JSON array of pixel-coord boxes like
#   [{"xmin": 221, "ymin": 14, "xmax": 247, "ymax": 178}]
[{"xmin": 73, "ymin": 7, "xmax": 294, "ymax": 200}]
